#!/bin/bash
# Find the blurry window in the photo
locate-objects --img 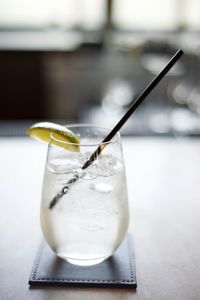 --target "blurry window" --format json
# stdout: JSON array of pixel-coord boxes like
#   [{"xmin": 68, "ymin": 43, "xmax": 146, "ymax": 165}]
[
  {"xmin": 0, "ymin": 0, "xmax": 200, "ymax": 31},
  {"xmin": 112, "ymin": 0, "xmax": 200, "ymax": 30},
  {"xmin": 0, "ymin": 0, "xmax": 106, "ymax": 30}
]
